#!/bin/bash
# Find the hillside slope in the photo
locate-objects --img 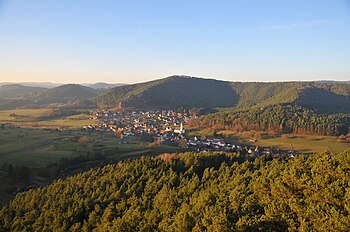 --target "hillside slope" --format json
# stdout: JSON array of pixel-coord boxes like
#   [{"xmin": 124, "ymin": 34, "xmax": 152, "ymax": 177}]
[
  {"xmin": 296, "ymin": 83, "xmax": 350, "ymax": 113},
  {"xmin": 97, "ymin": 76, "xmax": 350, "ymax": 113},
  {"xmin": 0, "ymin": 84, "xmax": 47, "ymax": 99},
  {"xmin": 1, "ymin": 151, "xmax": 349, "ymax": 231},
  {"xmin": 191, "ymin": 104, "xmax": 350, "ymax": 135},
  {"xmin": 97, "ymin": 76, "xmax": 239, "ymax": 109},
  {"xmin": 35, "ymin": 84, "xmax": 98, "ymax": 105},
  {"xmin": 229, "ymin": 82, "xmax": 302, "ymax": 107},
  {"xmin": 1, "ymin": 77, "xmax": 348, "ymax": 112}
]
